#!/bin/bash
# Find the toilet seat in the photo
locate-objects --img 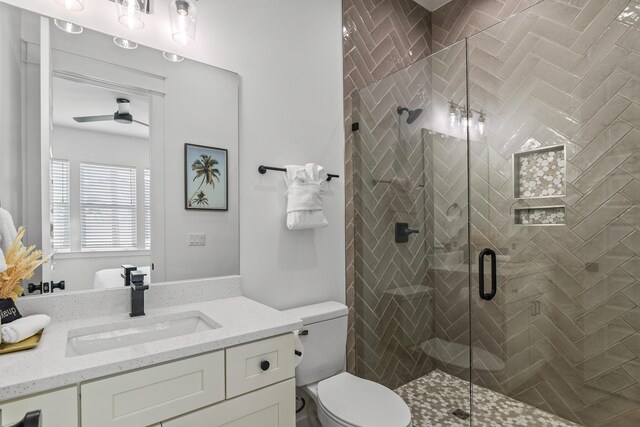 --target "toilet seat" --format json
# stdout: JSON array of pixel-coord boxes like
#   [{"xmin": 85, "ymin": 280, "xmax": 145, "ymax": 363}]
[{"xmin": 316, "ymin": 373, "xmax": 412, "ymax": 427}]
